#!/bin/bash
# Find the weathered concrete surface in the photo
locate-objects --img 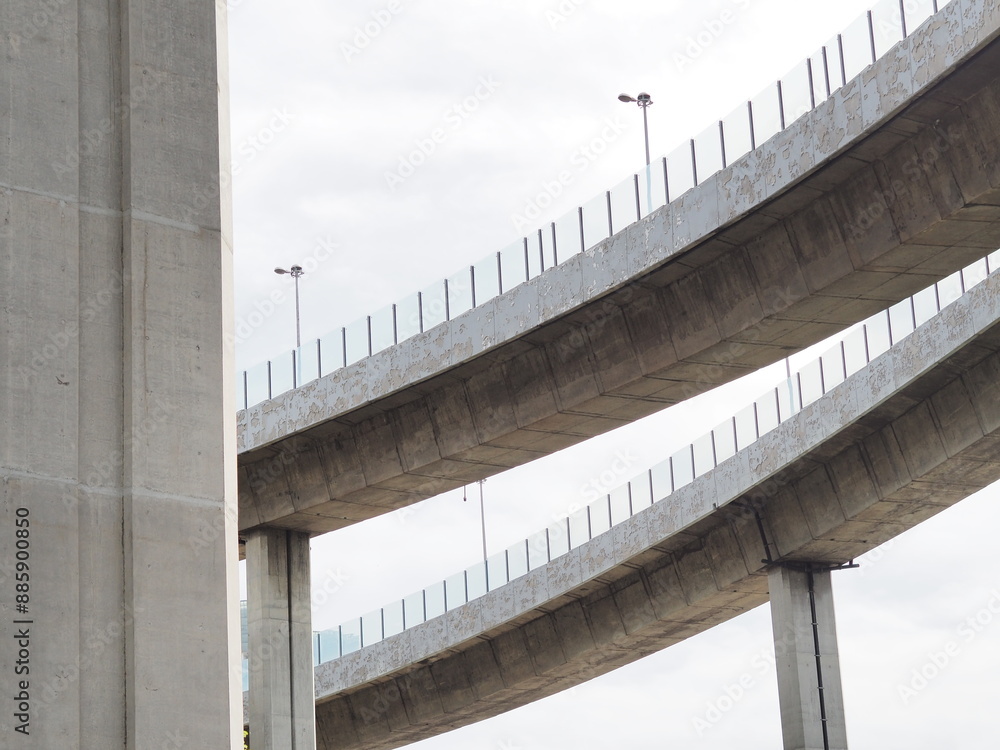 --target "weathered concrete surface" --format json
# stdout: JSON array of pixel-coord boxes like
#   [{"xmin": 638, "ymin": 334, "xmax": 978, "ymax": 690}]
[
  {"xmin": 238, "ymin": 0, "xmax": 1000, "ymax": 535},
  {"xmin": 0, "ymin": 2, "xmax": 240, "ymax": 747},
  {"xmin": 246, "ymin": 530, "xmax": 315, "ymax": 750},
  {"xmin": 293, "ymin": 264, "xmax": 1000, "ymax": 749},
  {"xmin": 770, "ymin": 567, "xmax": 848, "ymax": 750}
]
